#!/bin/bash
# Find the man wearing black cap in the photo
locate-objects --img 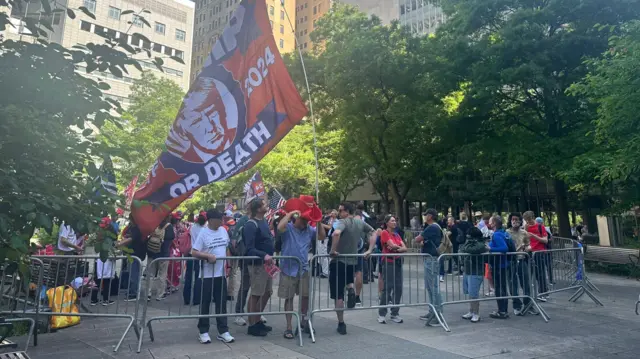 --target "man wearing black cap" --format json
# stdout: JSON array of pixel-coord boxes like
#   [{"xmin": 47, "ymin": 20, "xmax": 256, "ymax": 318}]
[
  {"xmin": 415, "ymin": 208, "xmax": 444, "ymax": 326},
  {"xmin": 191, "ymin": 209, "xmax": 235, "ymax": 344}
]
